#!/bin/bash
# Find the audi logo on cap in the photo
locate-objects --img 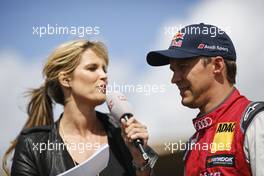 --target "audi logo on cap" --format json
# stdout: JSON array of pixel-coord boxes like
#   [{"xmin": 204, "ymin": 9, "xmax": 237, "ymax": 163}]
[{"xmin": 194, "ymin": 117, "xmax": 212, "ymax": 131}]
